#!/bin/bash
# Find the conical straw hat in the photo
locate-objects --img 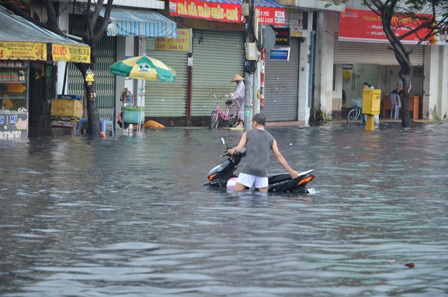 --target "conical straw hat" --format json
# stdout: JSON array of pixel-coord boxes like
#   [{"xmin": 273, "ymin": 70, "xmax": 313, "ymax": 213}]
[{"xmin": 231, "ymin": 74, "xmax": 244, "ymax": 82}]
